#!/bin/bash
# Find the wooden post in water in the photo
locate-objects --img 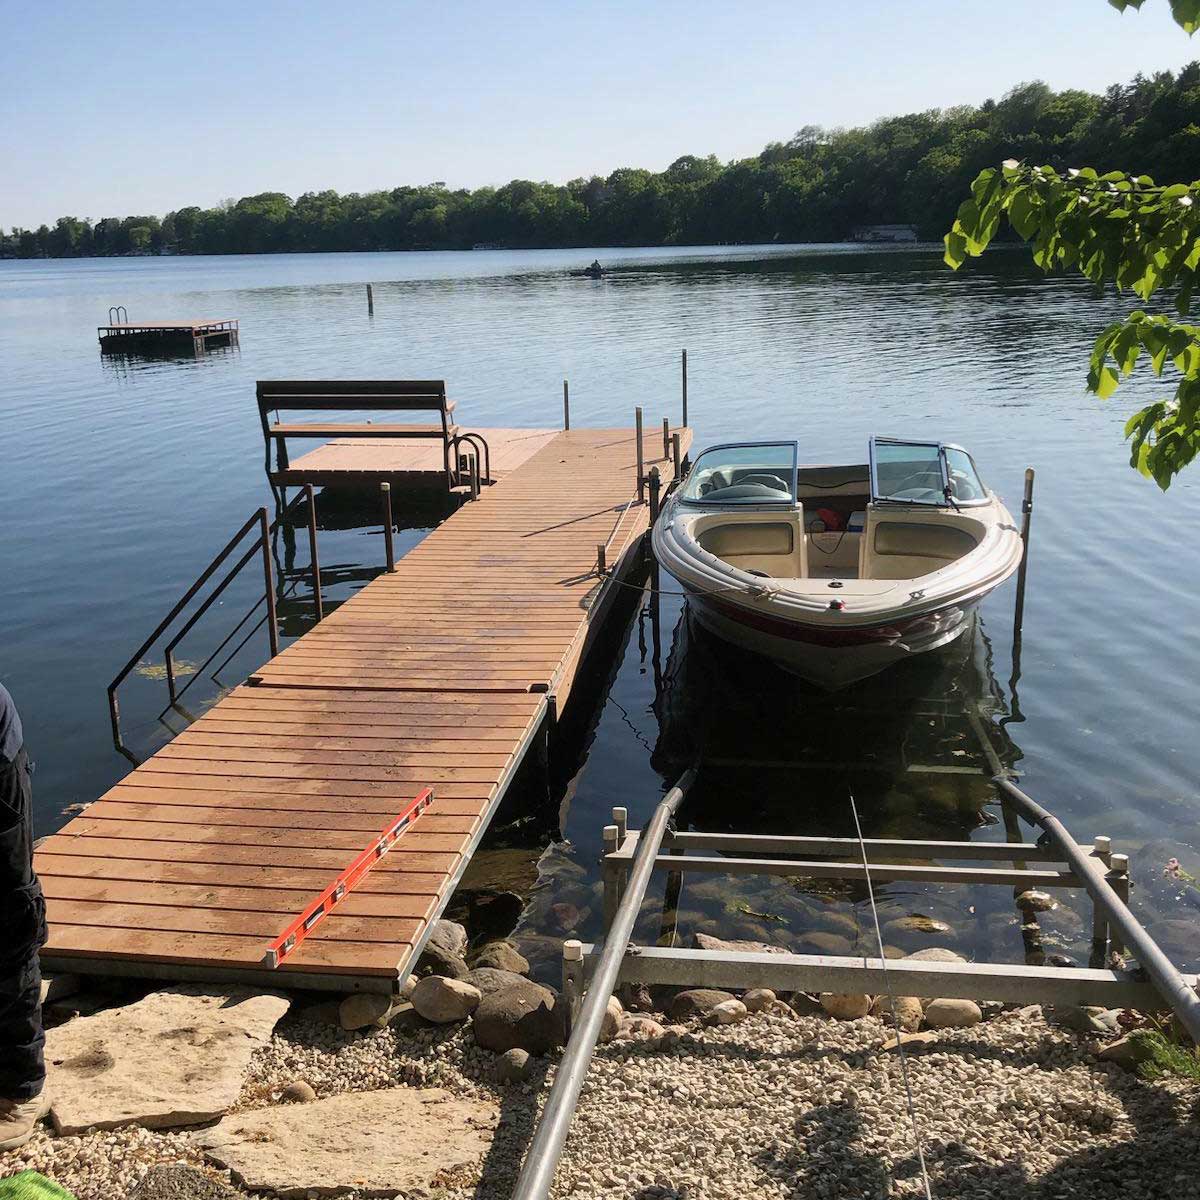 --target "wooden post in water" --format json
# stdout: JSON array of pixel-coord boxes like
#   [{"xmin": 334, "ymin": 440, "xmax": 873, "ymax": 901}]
[
  {"xmin": 563, "ymin": 380, "xmax": 570, "ymax": 430},
  {"xmin": 367, "ymin": 284, "xmax": 374, "ymax": 315}
]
